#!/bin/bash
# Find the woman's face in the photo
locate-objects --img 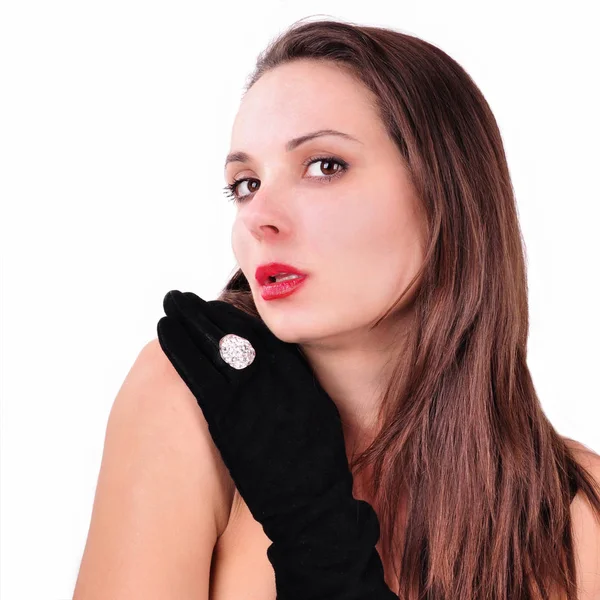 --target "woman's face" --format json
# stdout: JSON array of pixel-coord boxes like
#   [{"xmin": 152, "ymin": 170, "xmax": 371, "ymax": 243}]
[{"xmin": 227, "ymin": 60, "xmax": 426, "ymax": 345}]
